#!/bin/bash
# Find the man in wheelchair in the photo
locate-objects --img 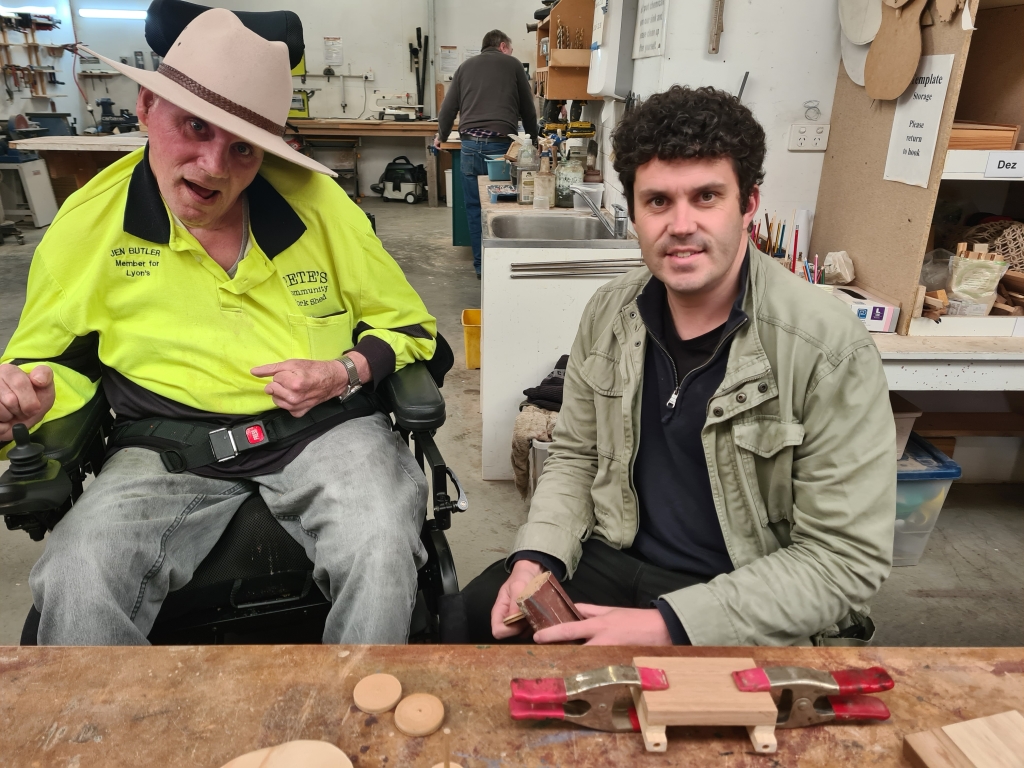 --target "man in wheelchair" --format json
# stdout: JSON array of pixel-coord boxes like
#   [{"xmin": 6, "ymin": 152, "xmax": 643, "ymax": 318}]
[{"xmin": 0, "ymin": 8, "xmax": 441, "ymax": 645}]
